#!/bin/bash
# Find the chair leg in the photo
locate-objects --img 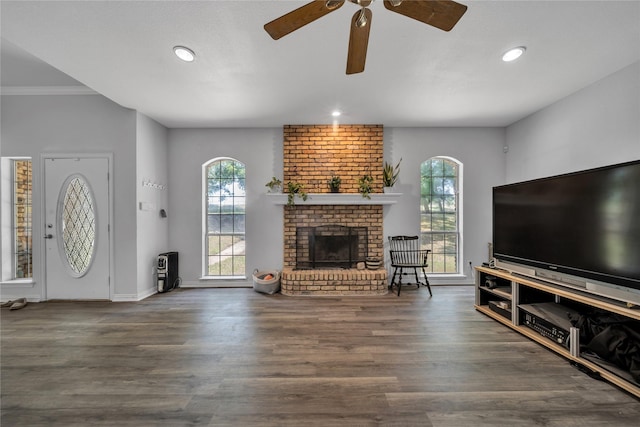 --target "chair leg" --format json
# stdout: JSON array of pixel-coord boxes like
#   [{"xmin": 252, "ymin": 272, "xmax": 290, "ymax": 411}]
[
  {"xmin": 413, "ymin": 268, "xmax": 421, "ymax": 290},
  {"xmin": 390, "ymin": 267, "xmax": 398, "ymax": 290},
  {"xmin": 421, "ymin": 266, "xmax": 433, "ymax": 296},
  {"xmin": 396, "ymin": 267, "xmax": 404, "ymax": 296}
]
